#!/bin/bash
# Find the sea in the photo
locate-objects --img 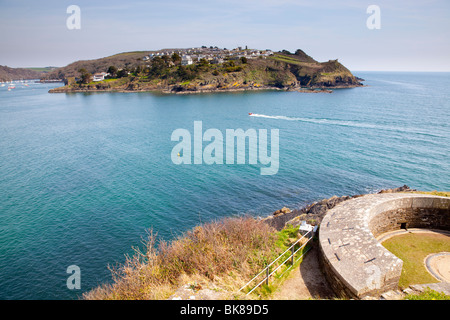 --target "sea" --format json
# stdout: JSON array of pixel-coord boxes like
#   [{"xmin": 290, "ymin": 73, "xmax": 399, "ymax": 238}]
[{"xmin": 0, "ymin": 72, "xmax": 449, "ymax": 299}]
